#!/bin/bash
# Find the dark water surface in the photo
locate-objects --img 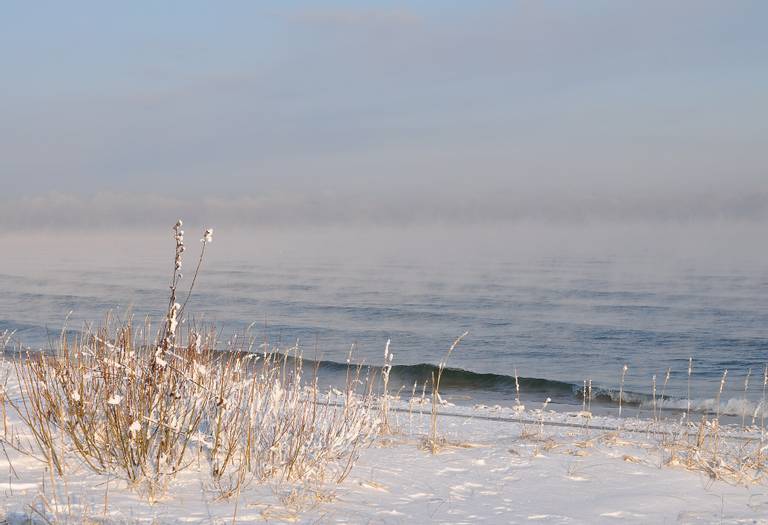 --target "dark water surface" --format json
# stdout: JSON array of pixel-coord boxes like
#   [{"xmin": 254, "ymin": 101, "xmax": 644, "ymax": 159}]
[{"xmin": 2, "ymin": 236, "xmax": 767, "ymax": 416}]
